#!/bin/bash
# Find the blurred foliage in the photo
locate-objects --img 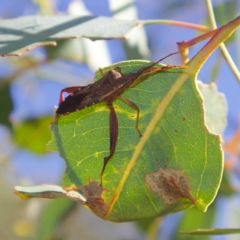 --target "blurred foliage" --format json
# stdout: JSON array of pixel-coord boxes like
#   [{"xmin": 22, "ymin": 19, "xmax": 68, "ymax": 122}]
[
  {"xmin": 0, "ymin": 82, "xmax": 13, "ymax": 128},
  {"xmin": 13, "ymin": 116, "xmax": 53, "ymax": 154},
  {"xmin": 36, "ymin": 198, "xmax": 76, "ymax": 240},
  {"xmin": 175, "ymin": 205, "xmax": 215, "ymax": 240}
]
